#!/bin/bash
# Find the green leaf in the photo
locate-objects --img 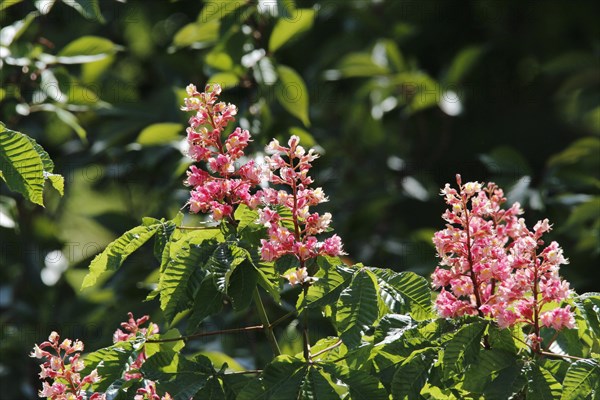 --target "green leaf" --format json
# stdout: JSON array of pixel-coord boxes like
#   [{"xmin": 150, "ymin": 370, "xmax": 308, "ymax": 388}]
[
  {"xmin": 299, "ymin": 366, "xmax": 341, "ymax": 400},
  {"xmin": 370, "ymin": 268, "xmax": 433, "ymax": 321},
  {"xmin": 391, "ymin": 72, "xmax": 440, "ymax": 113},
  {"xmin": 561, "ymin": 359, "xmax": 600, "ymax": 400},
  {"xmin": 234, "ymin": 204, "xmax": 259, "ymax": 231},
  {"xmin": 463, "ymin": 349, "xmax": 524, "ymax": 400},
  {"xmin": 81, "ymin": 221, "xmax": 161, "ymax": 288},
  {"xmin": 237, "ymin": 355, "xmax": 306, "ymax": 400},
  {"xmin": 269, "ymin": 9, "xmax": 315, "ymax": 53},
  {"xmin": 54, "ymin": 107, "xmax": 87, "ymax": 140},
  {"xmin": 159, "ymin": 238, "xmax": 219, "ymax": 324},
  {"xmin": 57, "ymin": 36, "xmax": 115, "ymax": 63},
  {"xmin": 62, "ymin": 0, "xmax": 105, "ymax": 22},
  {"xmin": 0, "ymin": 123, "xmax": 45, "ymax": 206},
  {"xmin": 391, "ymin": 348, "xmax": 436, "ymax": 400},
  {"xmin": 198, "ymin": 0, "xmax": 247, "ymax": 23},
  {"xmin": 528, "ymin": 362, "xmax": 562, "ymax": 400},
  {"xmin": 46, "ymin": 173, "xmax": 64, "ymax": 195},
  {"xmin": 333, "ymin": 52, "xmax": 390, "ymax": 78},
  {"xmin": 136, "ymin": 123, "xmax": 183, "ymax": 146},
  {"xmin": 322, "ymin": 363, "xmax": 388, "ymax": 400},
  {"xmin": 207, "ymin": 72, "xmax": 240, "ymax": 88},
  {"xmin": 172, "ymin": 21, "xmax": 219, "ymax": 49},
  {"xmin": 444, "ymin": 45, "xmax": 483, "ymax": 85},
  {"xmin": 276, "ymin": 65, "xmax": 310, "ymax": 127},
  {"xmin": 187, "ymin": 276, "xmax": 224, "ymax": 329},
  {"xmin": 298, "ymin": 265, "xmax": 352, "ymax": 311},
  {"xmin": 81, "ymin": 341, "xmax": 136, "ymax": 393},
  {"xmin": 442, "ymin": 321, "xmax": 486, "ymax": 378},
  {"xmin": 227, "ymin": 260, "xmax": 259, "ymax": 311},
  {"xmin": 335, "ymin": 269, "xmax": 379, "ymax": 349}
]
